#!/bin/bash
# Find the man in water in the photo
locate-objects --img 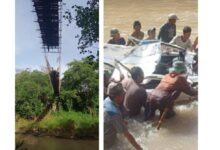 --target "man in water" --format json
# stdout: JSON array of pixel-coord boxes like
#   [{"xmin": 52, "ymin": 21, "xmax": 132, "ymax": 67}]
[
  {"xmin": 158, "ymin": 13, "xmax": 179, "ymax": 43},
  {"xmin": 144, "ymin": 61, "xmax": 197, "ymax": 120},
  {"xmin": 104, "ymin": 82, "xmax": 142, "ymax": 150},
  {"xmin": 127, "ymin": 21, "xmax": 145, "ymax": 46},
  {"xmin": 108, "ymin": 28, "xmax": 126, "ymax": 45},
  {"xmin": 170, "ymin": 26, "xmax": 193, "ymax": 51},
  {"xmin": 121, "ymin": 66, "xmax": 147, "ymax": 117}
]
